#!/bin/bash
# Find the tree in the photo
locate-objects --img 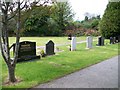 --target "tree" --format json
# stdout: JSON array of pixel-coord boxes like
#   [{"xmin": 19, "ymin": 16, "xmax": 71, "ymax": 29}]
[
  {"xmin": 52, "ymin": 2, "xmax": 74, "ymax": 34},
  {"xmin": 24, "ymin": 5, "xmax": 52, "ymax": 36},
  {"xmin": 97, "ymin": 15, "xmax": 101, "ymax": 20},
  {"xmin": 23, "ymin": 1, "xmax": 74, "ymax": 36},
  {"xmin": 81, "ymin": 14, "xmax": 101, "ymax": 30},
  {"xmin": 84, "ymin": 16, "xmax": 88, "ymax": 21},
  {"xmin": 91, "ymin": 19, "xmax": 99, "ymax": 30},
  {"xmin": 0, "ymin": 0, "xmax": 22, "ymax": 83},
  {"xmin": 0, "ymin": 0, "xmax": 52, "ymax": 83},
  {"xmin": 99, "ymin": 2, "xmax": 120, "ymax": 38}
]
